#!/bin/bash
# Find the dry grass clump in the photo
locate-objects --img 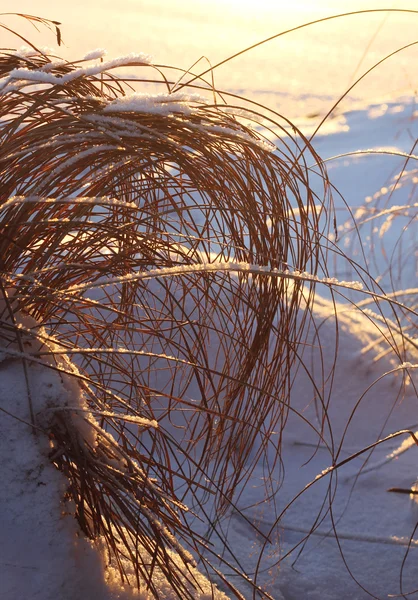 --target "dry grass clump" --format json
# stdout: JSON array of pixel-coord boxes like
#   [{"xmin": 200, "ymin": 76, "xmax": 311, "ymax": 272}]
[
  {"xmin": 4, "ymin": 11, "xmax": 417, "ymax": 600},
  {"xmin": 0, "ymin": 14, "xmax": 335, "ymax": 598}
]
